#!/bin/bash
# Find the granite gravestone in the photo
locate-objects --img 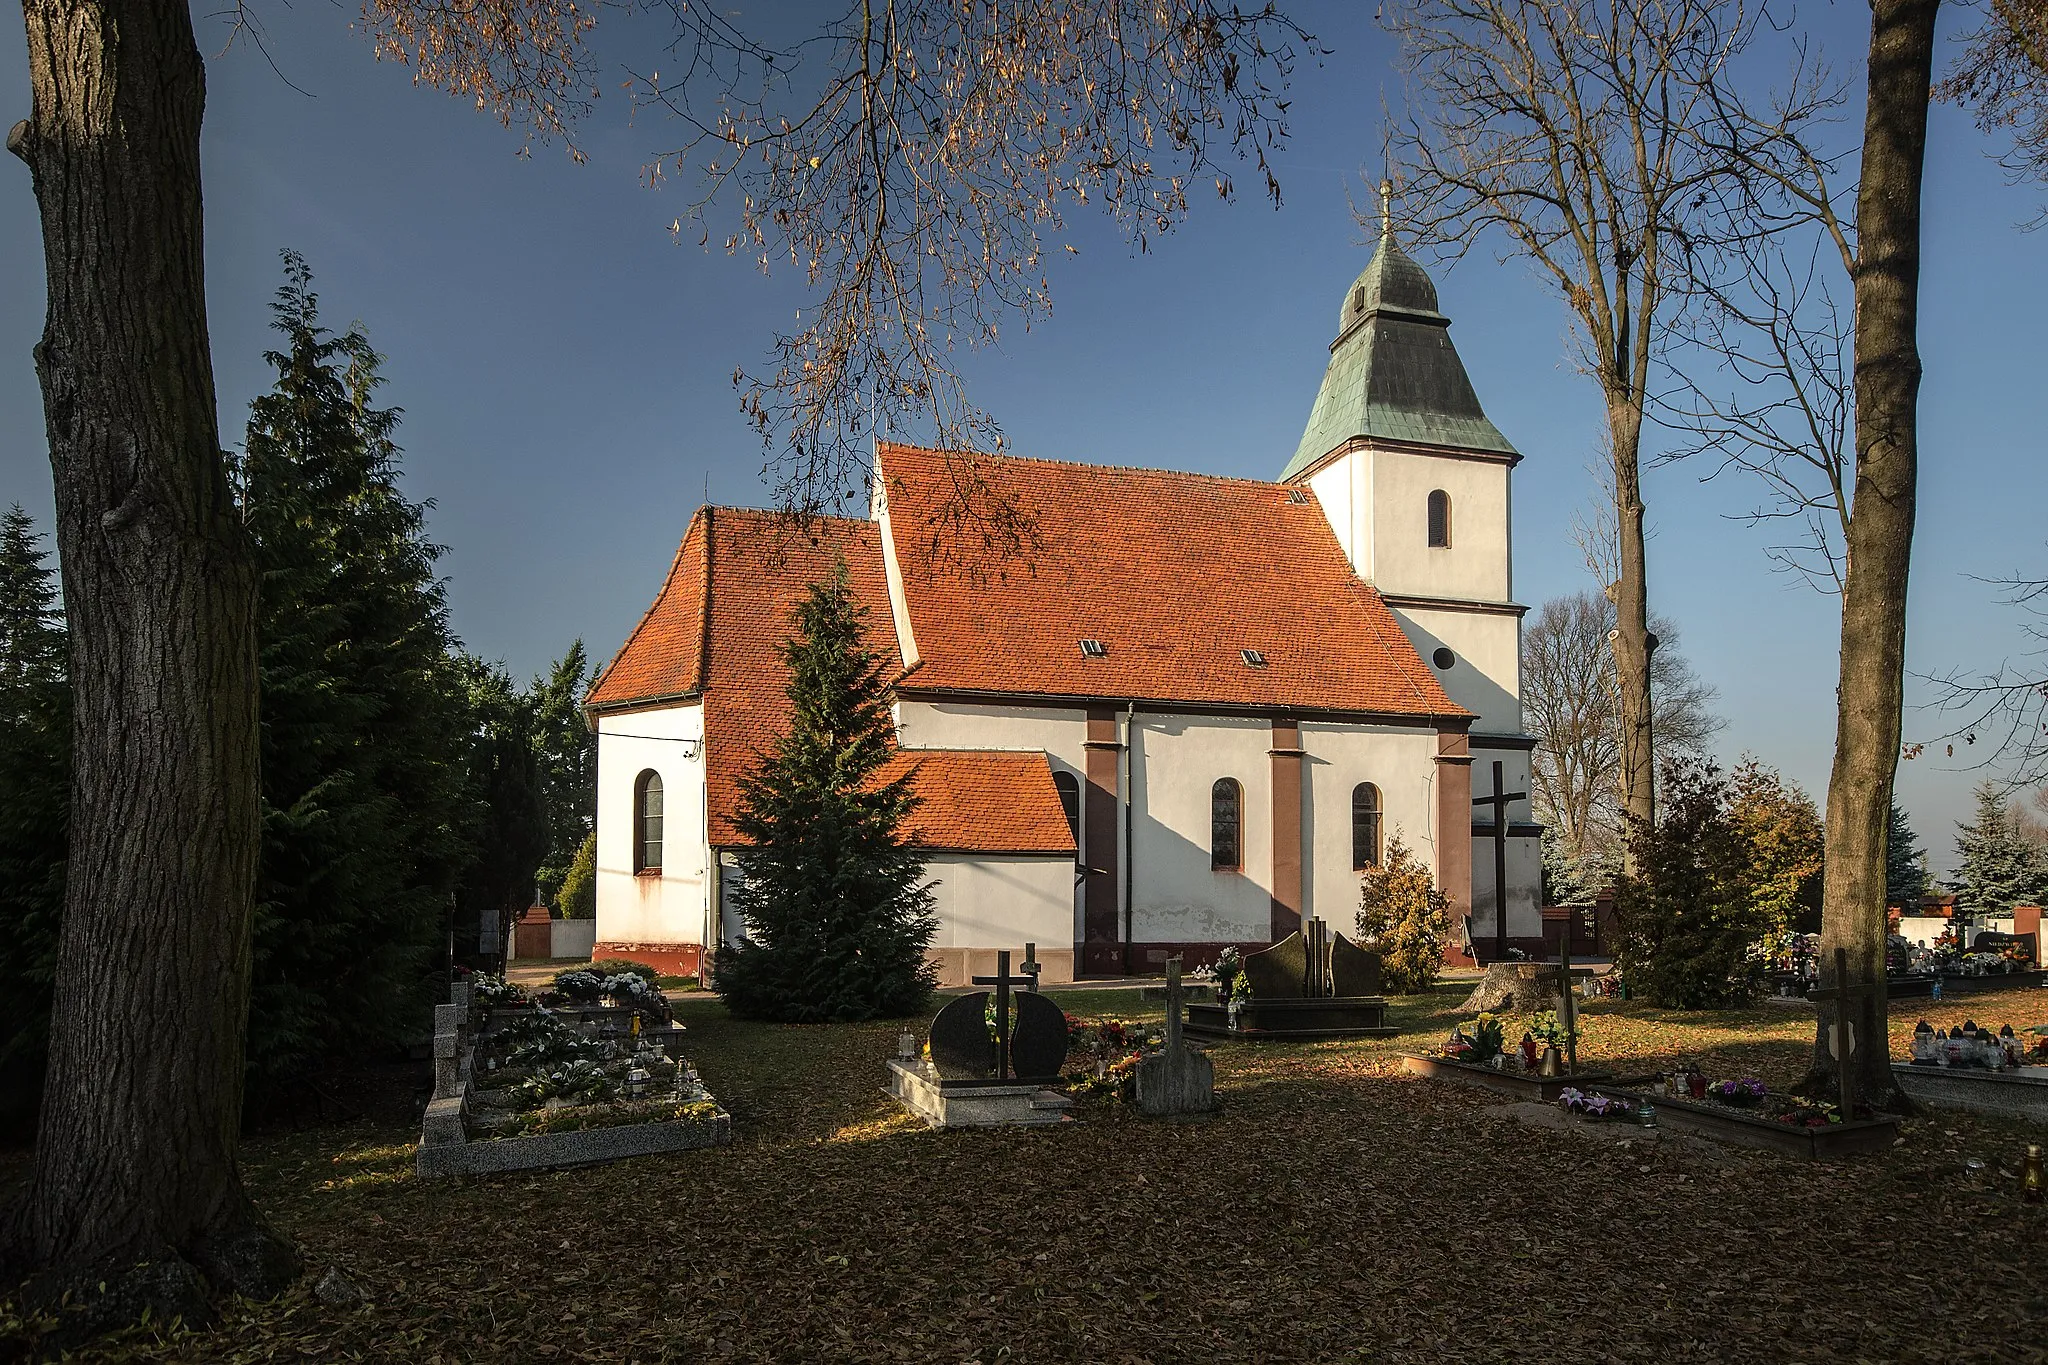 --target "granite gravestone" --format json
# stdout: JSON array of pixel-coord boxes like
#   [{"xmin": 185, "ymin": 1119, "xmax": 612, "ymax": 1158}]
[
  {"xmin": 925, "ymin": 951, "xmax": 1070, "ymax": 1083},
  {"xmin": 1185, "ymin": 918, "xmax": 1398, "ymax": 1041}
]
